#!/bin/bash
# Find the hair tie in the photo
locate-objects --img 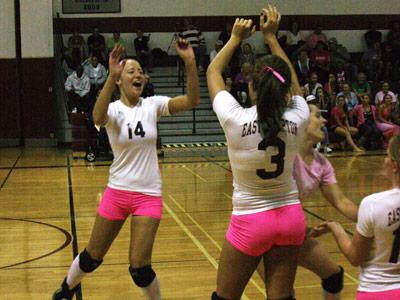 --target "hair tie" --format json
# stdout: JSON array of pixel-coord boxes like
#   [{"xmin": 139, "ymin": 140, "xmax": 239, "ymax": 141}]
[{"xmin": 259, "ymin": 66, "xmax": 286, "ymax": 84}]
